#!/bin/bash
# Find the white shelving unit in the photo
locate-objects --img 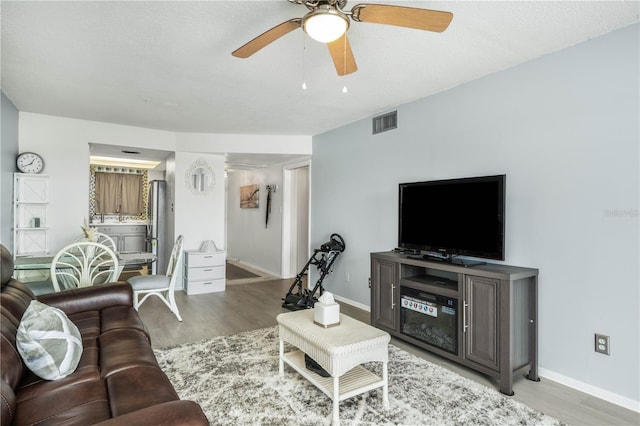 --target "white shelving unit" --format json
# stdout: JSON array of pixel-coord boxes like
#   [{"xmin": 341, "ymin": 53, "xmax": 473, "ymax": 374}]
[
  {"xmin": 13, "ymin": 173, "xmax": 50, "ymax": 256},
  {"xmin": 184, "ymin": 250, "xmax": 226, "ymax": 295}
]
